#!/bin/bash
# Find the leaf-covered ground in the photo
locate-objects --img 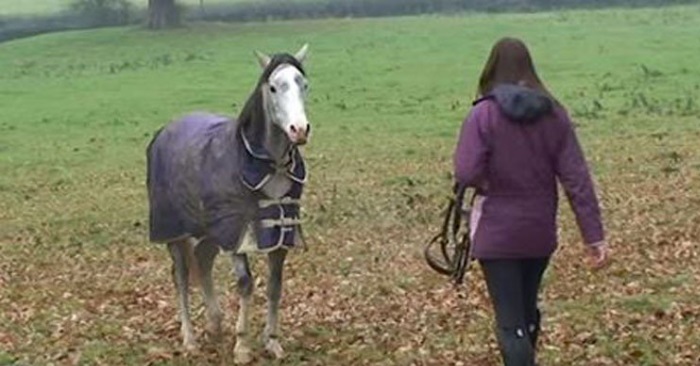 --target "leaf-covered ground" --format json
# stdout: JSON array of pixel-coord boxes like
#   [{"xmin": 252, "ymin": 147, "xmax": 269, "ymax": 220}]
[{"xmin": 1, "ymin": 6, "xmax": 700, "ymax": 365}]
